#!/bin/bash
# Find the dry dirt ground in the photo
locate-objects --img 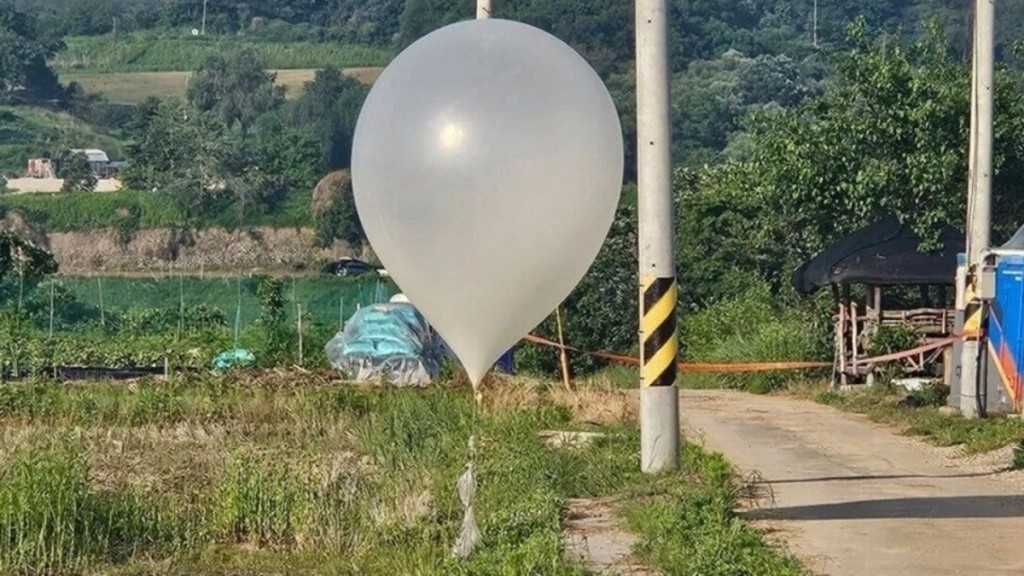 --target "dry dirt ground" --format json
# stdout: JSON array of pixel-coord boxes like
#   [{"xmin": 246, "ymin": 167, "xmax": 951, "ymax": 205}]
[
  {"xmin": 680, "ymin": 389, "xmax": 1024, "ymax": 576},
  {"xmin": 59, "ymin": 68, "xmax": 383, "ymax": 104},
  {"xmin": 4, "ymin": 177, "xmax": 122, "ymax": 193}
]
